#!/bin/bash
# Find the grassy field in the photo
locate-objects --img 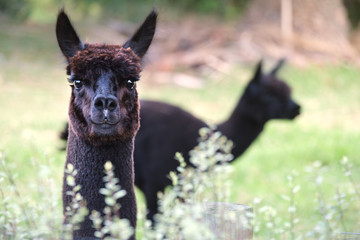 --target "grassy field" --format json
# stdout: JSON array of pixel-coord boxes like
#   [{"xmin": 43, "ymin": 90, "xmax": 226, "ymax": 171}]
[{"xmin": 1, "ymin": 15, "xmax": 359, "ymax": 239}]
